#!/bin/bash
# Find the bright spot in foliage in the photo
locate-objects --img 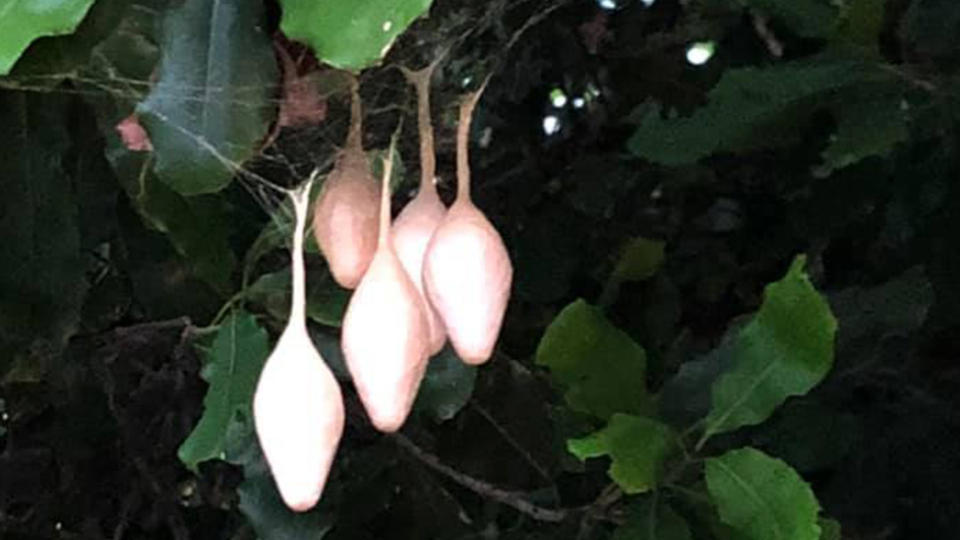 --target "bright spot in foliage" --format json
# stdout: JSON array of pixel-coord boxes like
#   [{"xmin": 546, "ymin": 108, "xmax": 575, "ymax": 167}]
[
  {"xmin": 586, "ymin": 81, "xmax": 602, "ymax": 99},
  {"xmin": 382, "ymin": 20, "xmax": 393, "ymax": 32},
  {"xmin": 598, "ymin": 0, "xmax": 617, "ymax": 10},
  {"xmin": 686, "ymin": 41, "xmax": 716, "ymax": 66},
  {"xmin": 543, "ymin": 115, "xmax": 561, "ymax": 135},
  {"xmin": 640, "ymin": 0, "xmax": 656, "ymax": 6},
  {"xmin": 550, "ymin": 88, "xmax": 568, "ymax": 108},
  {"xmin": 573, "ymin": 97, "xmax": 585, "ymax": 109}
]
